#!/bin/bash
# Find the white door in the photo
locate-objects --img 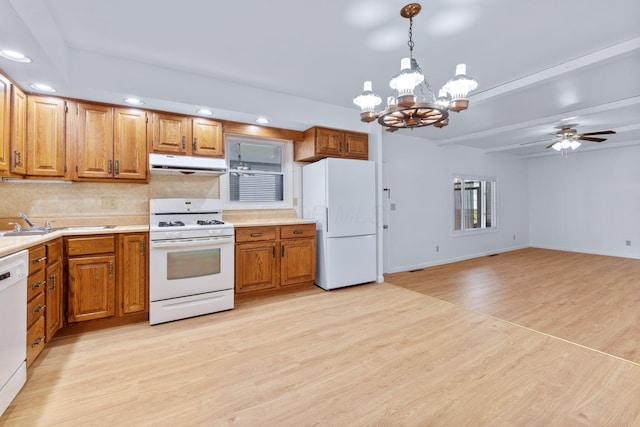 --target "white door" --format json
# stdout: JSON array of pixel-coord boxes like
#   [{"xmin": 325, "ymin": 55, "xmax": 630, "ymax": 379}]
[{"xmin": 326, "ymin": 158, "xmax": 376, "ymax": 238}]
